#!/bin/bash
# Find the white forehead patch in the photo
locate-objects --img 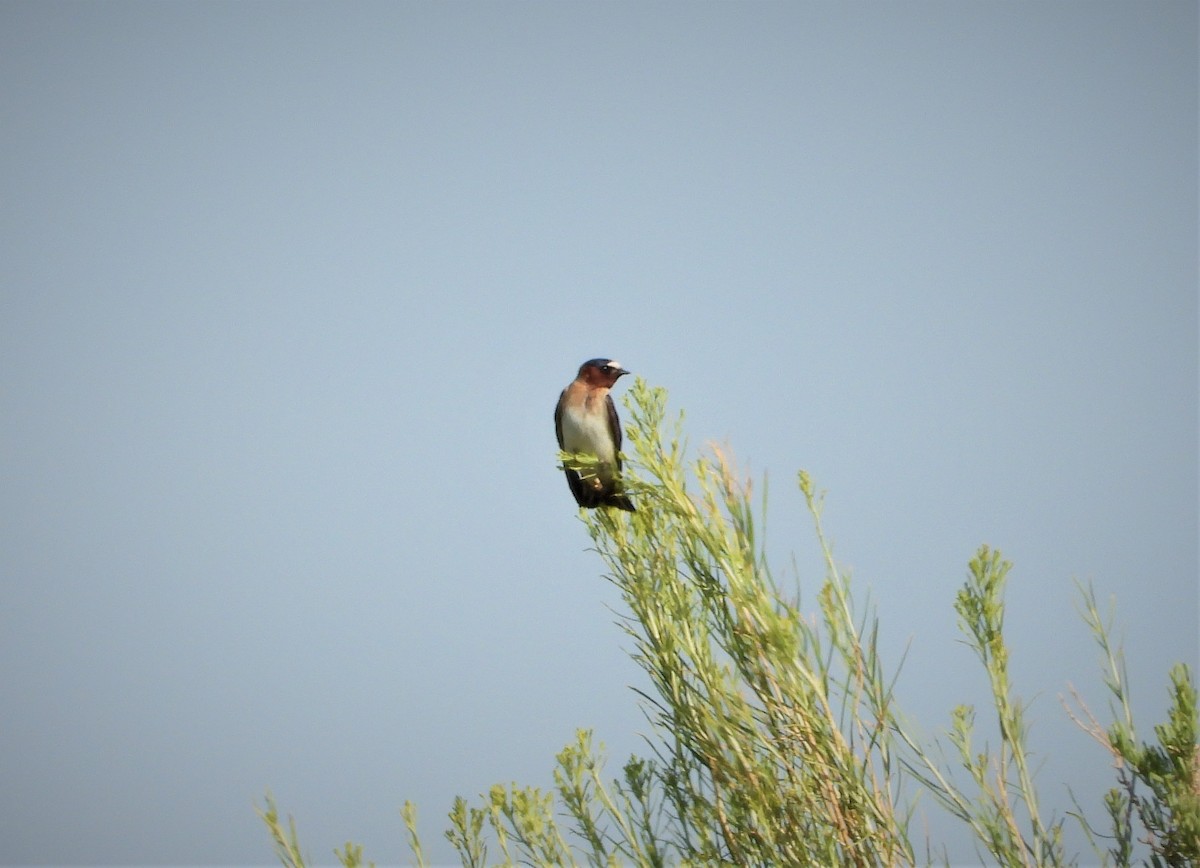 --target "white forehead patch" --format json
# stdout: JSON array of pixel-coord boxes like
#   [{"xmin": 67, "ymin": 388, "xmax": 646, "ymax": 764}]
[{"xmin": 606, "ymin": 360, "xmax": 622, "ymax": 369}]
